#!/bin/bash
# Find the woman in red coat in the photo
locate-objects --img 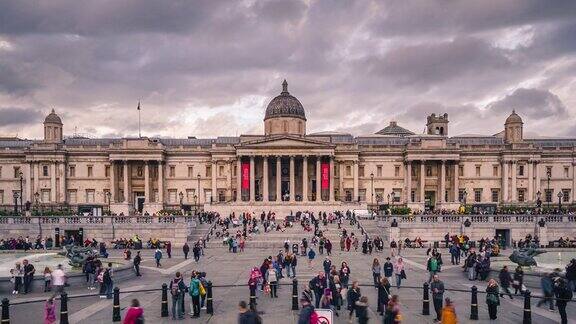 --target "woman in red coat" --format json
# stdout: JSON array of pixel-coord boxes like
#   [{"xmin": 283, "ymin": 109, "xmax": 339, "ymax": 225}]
[{"xmin": 123, "ymin": 299, "xmax": 143, "ymax": 324}]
